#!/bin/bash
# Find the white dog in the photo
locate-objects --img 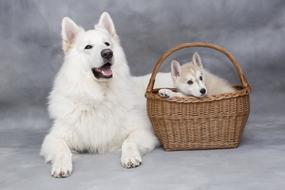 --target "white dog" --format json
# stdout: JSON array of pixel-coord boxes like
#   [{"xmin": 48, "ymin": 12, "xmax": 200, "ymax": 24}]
[
  {"xmin": 40, "ymin": 12, "xmax": 159, "ymax": 178},
  {"xmin": 159, "ymin": 52, "xmax": 235, "ymax": 98}
]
